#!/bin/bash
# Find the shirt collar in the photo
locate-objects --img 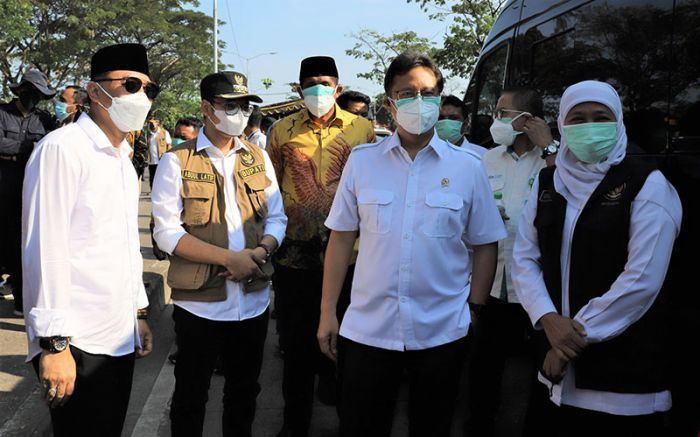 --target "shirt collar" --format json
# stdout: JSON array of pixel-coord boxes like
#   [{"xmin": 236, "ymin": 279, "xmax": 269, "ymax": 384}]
[
  {"xmin": 382, "ymin": 129, "xmax": 446, "ymax": 159},
  {"xmin": 76, "ymin": 113, "xmax": 131, "ymax": 156},
  {"xmin": 196, "ymin": 129, "xmax": 247, "ymax": 155}
]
